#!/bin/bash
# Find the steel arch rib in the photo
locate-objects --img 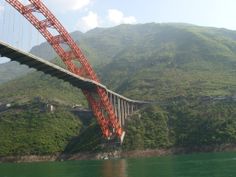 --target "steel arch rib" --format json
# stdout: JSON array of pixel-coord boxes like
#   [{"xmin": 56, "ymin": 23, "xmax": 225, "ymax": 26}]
[{"xmin": 5, "ymin": 0, "xmax": 123, "ymax": 140}]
